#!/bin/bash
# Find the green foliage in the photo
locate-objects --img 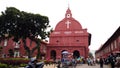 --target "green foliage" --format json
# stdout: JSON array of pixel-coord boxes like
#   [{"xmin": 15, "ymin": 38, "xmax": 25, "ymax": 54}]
[
  {"xmin": 44, "ymin": 60, "xmax": 55, "ymax": 64},
  {"xmin": 0, "ymin": 58, "xmax": 29, "ymax": 66},
  {"xmin": 19, "ymin": 64, "xmax": 27, "ymax": 67},
  {"xmin": 0, "ymin": 7, "xmax": 51, "ymax": 58},
  {"xmin": 2, "ymin": 57, "xmax": 29, "ymax": 60},
  {"xmin": 88, "ymin": 52, "xmax": 94, "ymax": 58},
  {"xmin": 0, "ymin": 6, "xmax": 51, "ymax": 41},
  {"xmin": 8, "ymin": 65, "xmax": 18, "ymax": 68},
  {"xmin": 0, "ymin": 63, "xmax": 7, "ymax": 68},
  {"xmin": 0, "ymin": 63, "xmax": 19, "ymax": 68}
]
